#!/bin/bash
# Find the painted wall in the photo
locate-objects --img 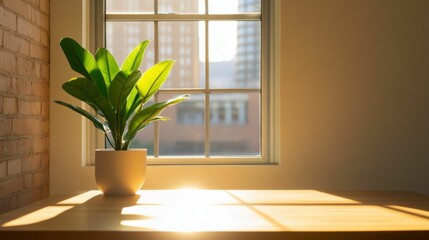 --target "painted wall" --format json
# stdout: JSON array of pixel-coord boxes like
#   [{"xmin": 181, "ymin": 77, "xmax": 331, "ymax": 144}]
[
  {"xmin": 50, "ymin": 0, "xmax": 429, "ymax": 195},
  {"xmin": 281, "ymin": 0, "xmax": 429, "ymax": 193},
  {"xmin": 0, "ymin": 0, "xmax": 50, "ymax": 213}
]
